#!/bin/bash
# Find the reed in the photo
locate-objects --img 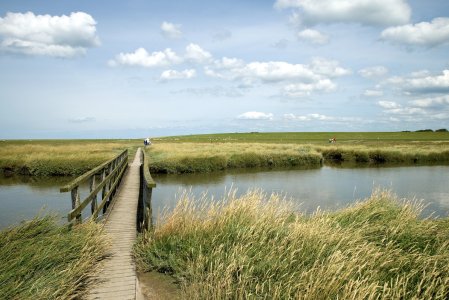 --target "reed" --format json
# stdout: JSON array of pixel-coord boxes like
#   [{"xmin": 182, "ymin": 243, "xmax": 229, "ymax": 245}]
[
  {"xmin": 135, "ymin": 190, "xmax": 449, "ymax": 299},
  {"xmin": 0, "ymin": 140, "xmax": 141, "ymax": 176},
  {"xmin": 147, "ymin": 143, "xmax": 323, "ymax": 174},
  {"xmin": 0, "ymin": 216, "xmax": 108, "ymax": 300}
]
